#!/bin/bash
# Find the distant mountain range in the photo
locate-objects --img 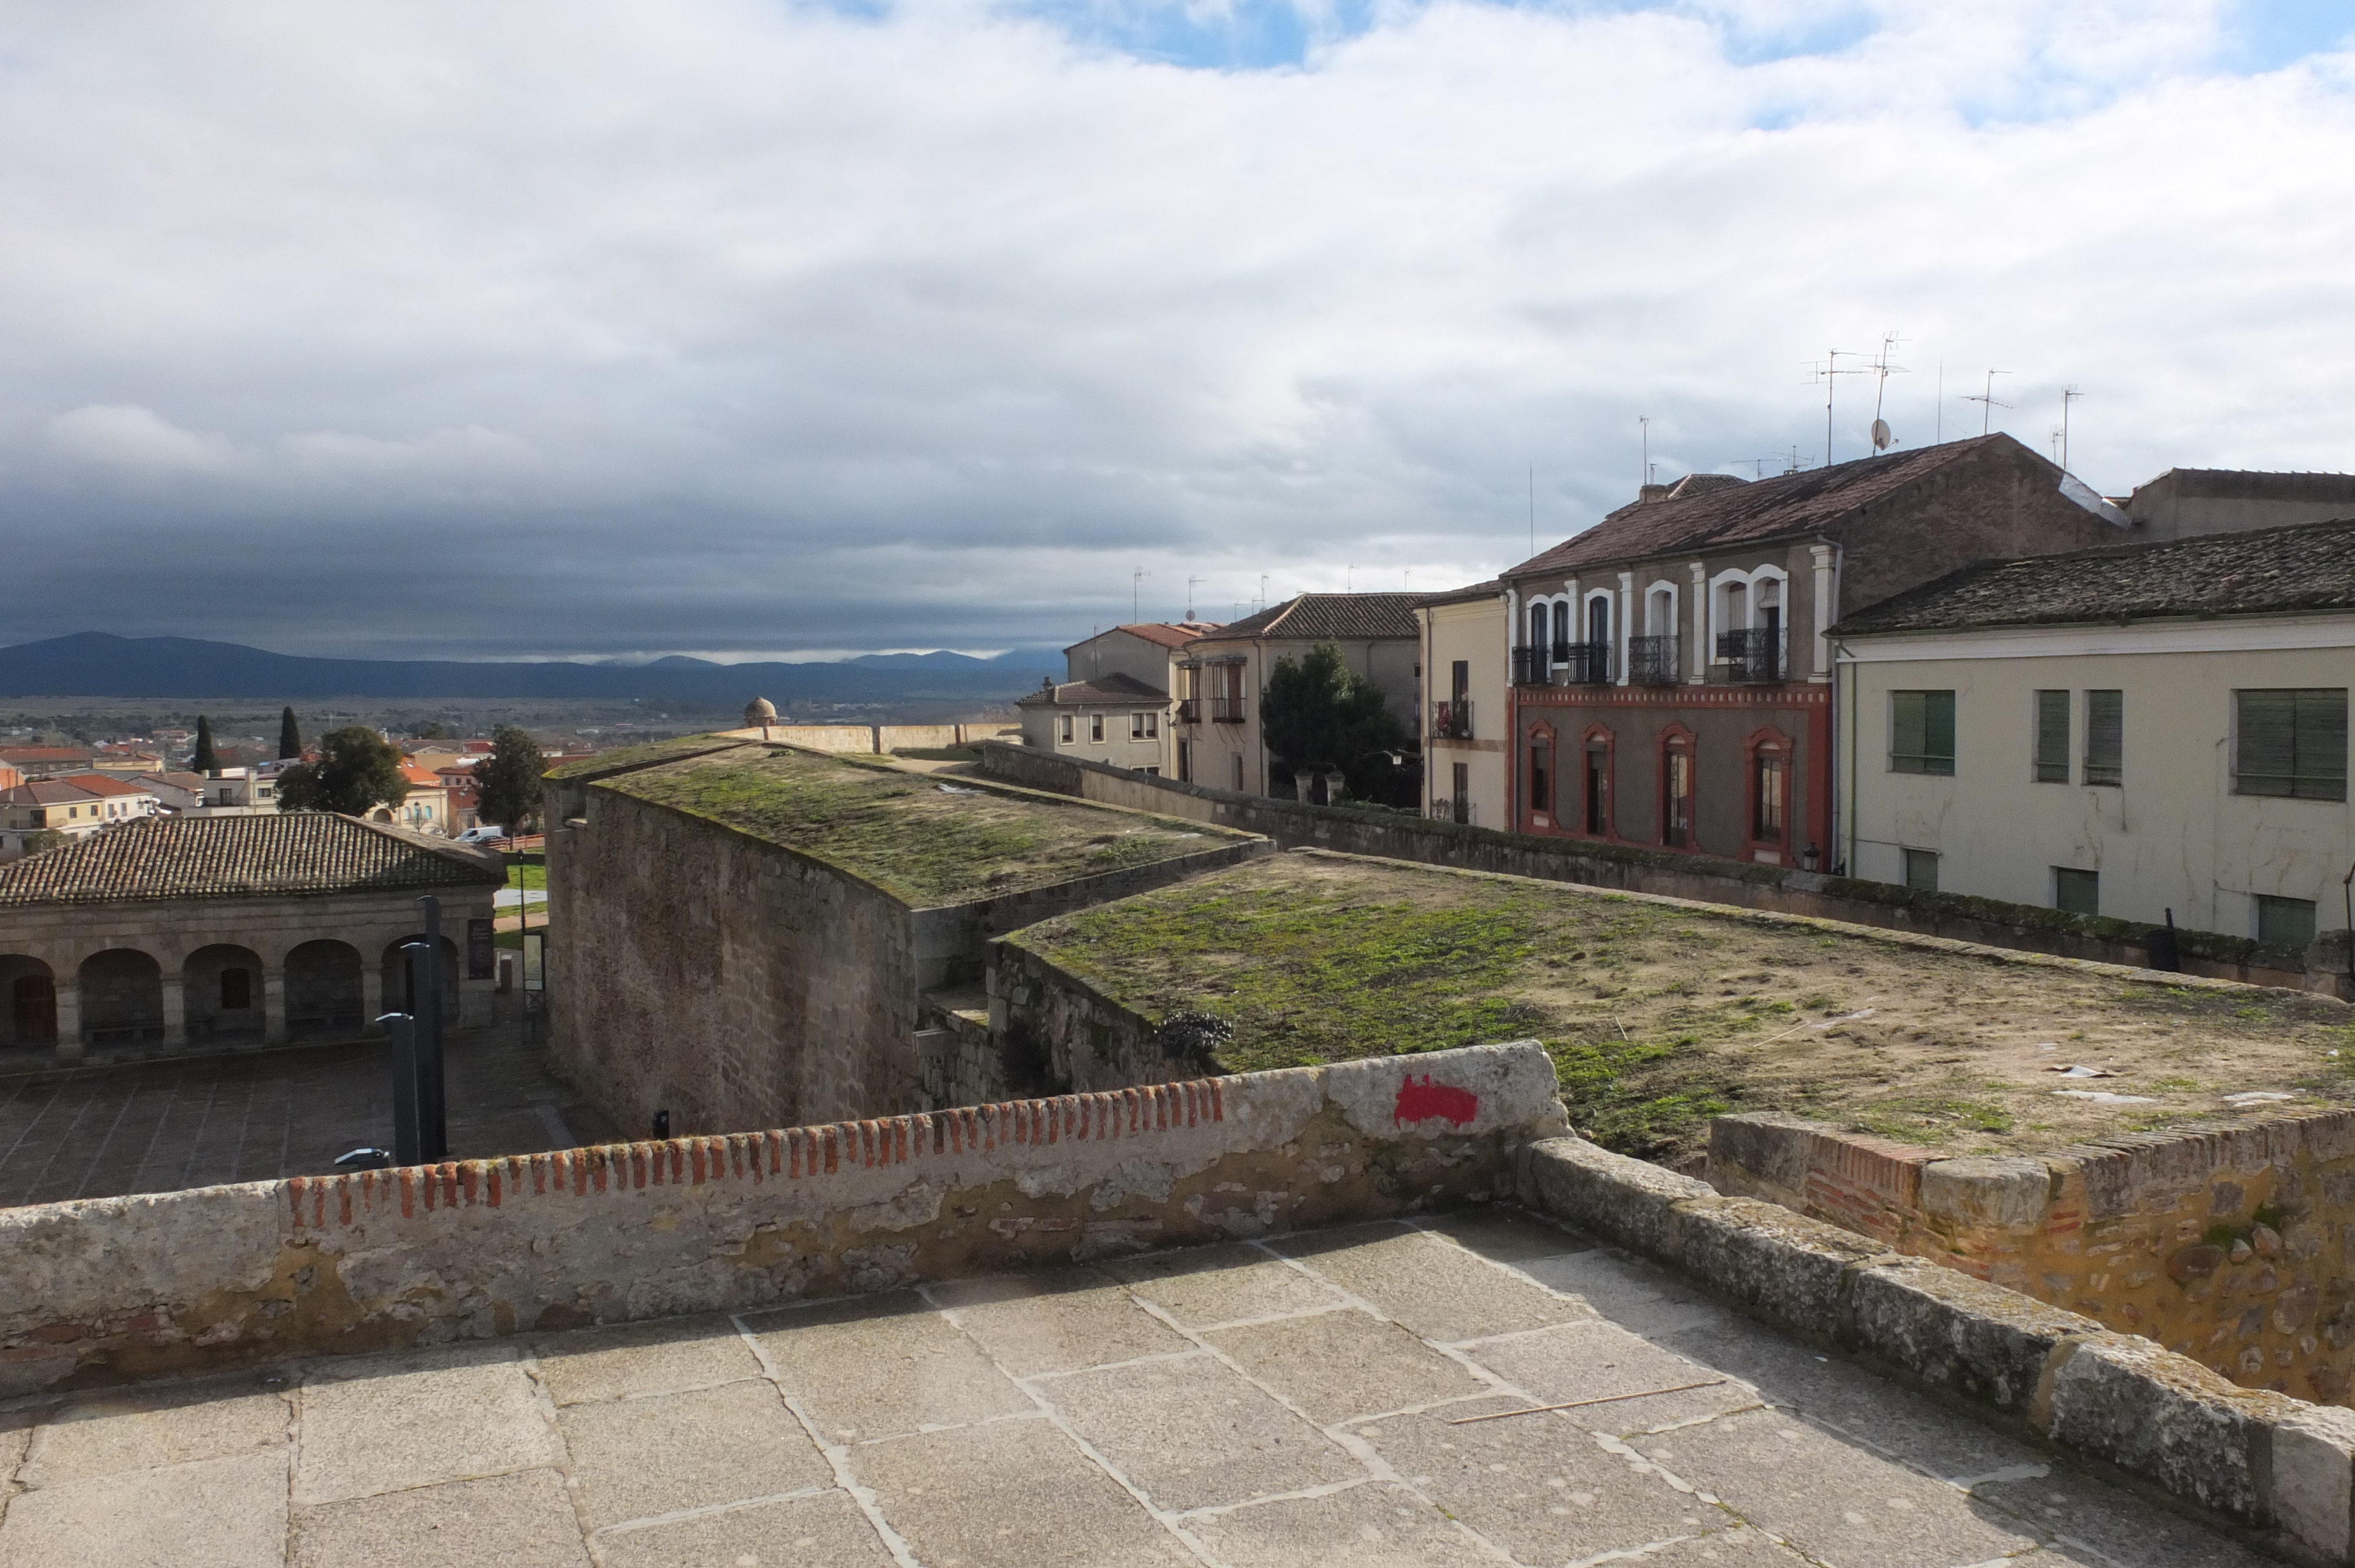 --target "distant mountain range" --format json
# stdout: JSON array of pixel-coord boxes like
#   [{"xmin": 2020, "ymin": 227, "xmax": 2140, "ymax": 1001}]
[{"xmin": 0, "ymin": 633, "xmax": 1064, "ymax": 706}]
